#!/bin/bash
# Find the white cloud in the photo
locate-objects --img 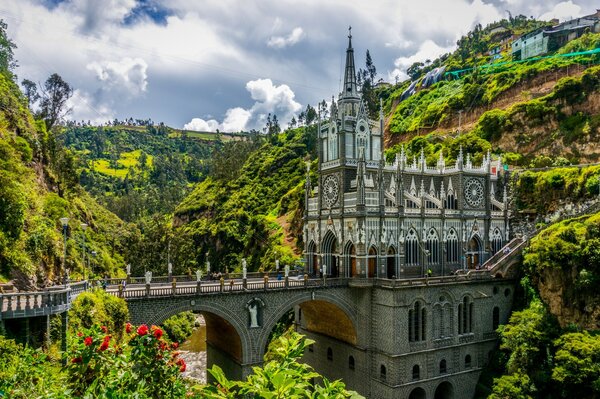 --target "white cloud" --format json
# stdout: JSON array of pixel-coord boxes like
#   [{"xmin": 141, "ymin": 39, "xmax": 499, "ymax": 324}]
[
  {"xmin": 184, "ymin": 78, "xmax": 301, "ymax": 132},
  {"xmin": 87, "ymin": 57, "xmax": 148, "ymax": 96},
  {"xmin": 539, "ymin": 1, "xmax": 583, "ymax": 21},
  {"xmin": 183, "ymin": 118, "xmax": 220, "ymax": 132},
  {"xmin": 267, "ymin": 27, "xmax": 304, "ymax": 48}
]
